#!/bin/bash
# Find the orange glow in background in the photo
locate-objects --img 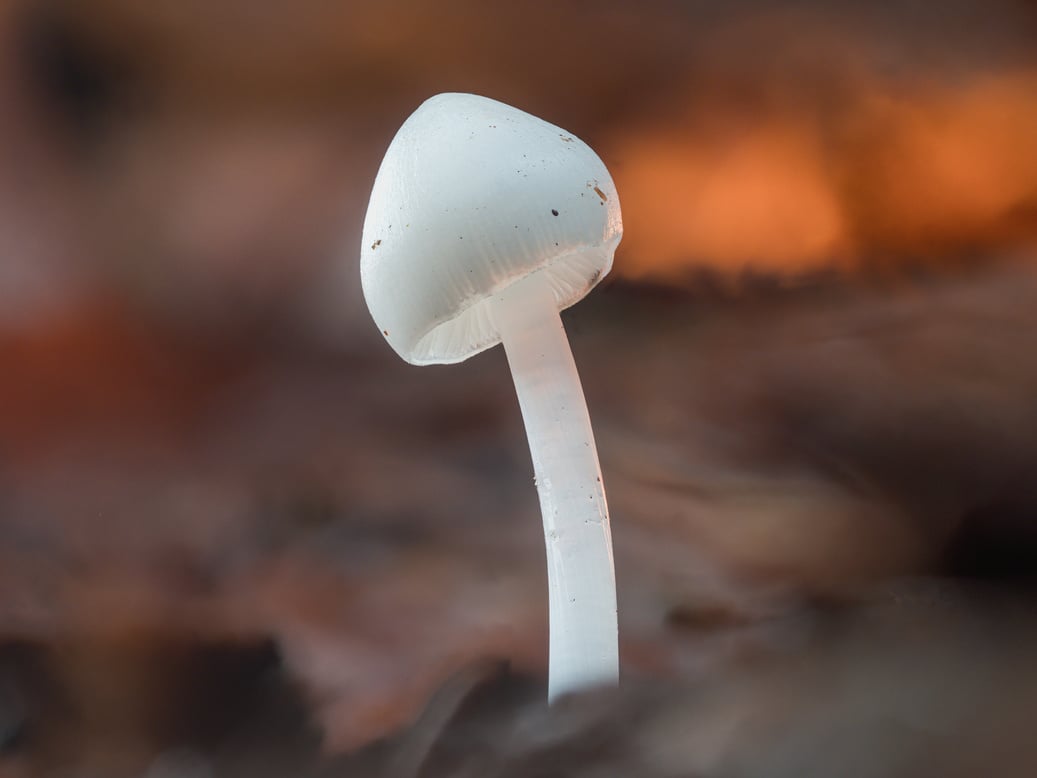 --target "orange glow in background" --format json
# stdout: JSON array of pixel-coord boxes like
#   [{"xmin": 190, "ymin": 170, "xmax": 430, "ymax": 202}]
[{"xmin": 611, "ymin": 69, "xmax": 1037, "ymax": 280}]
